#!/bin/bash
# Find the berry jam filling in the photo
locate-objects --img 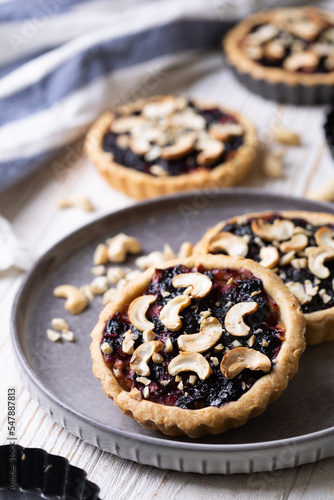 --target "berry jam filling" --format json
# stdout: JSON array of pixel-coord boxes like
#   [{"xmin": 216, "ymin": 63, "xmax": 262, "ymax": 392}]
[
  {"xmin": 219, "ymin": 214, "xmax": 334, "ymax": 314},
  {"xmin": 101, "ymin": 265, "xmax": 284, "ymax": 410},
  {"xmin": 242, "ymin": 23, "xmax": 334, "ymax": 73},
  {"xmin": 102, "ymin": 101, "xmax": 244, "ymax": 177}
]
